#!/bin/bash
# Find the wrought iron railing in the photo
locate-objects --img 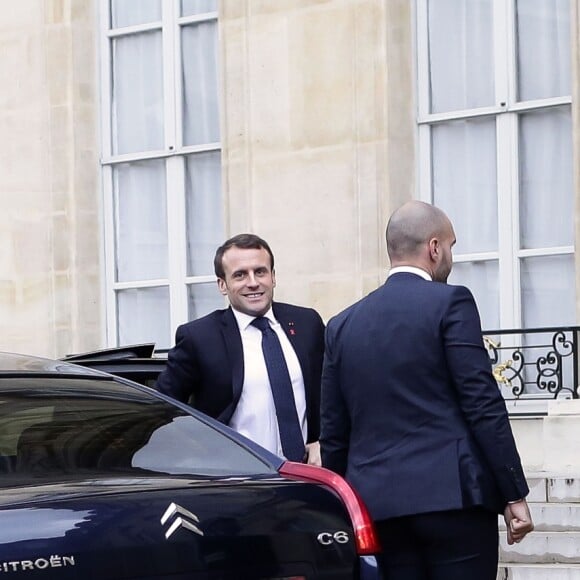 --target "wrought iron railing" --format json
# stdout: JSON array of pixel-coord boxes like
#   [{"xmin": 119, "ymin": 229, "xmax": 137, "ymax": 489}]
[{"xmin": 483, "ymin": 326, "xmax": 580, "ymax": 400}]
